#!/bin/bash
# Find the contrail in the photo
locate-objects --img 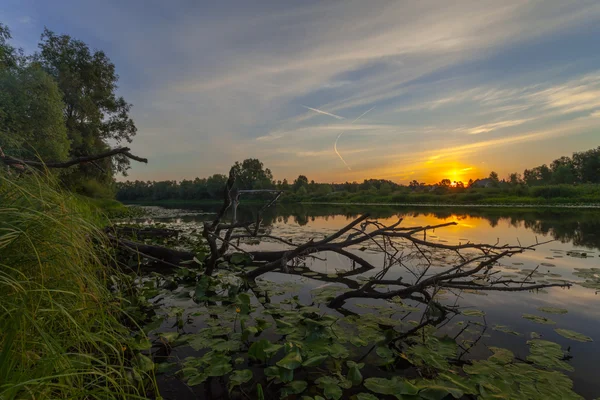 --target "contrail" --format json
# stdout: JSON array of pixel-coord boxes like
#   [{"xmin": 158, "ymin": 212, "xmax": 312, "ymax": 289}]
[
  {"xmin": 302, "ymin": 105, "xmax": 345, "ymax": 120},
  {"xmin": 334, "ymin": 106, "xmax": 375, "ymax": 170}
]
